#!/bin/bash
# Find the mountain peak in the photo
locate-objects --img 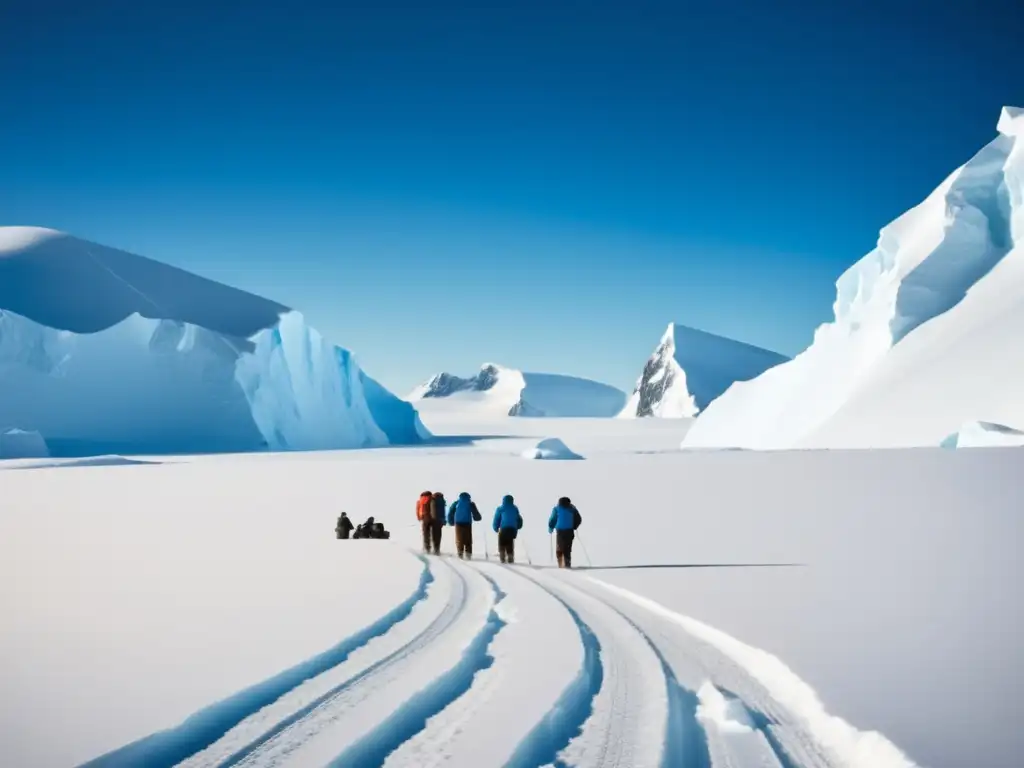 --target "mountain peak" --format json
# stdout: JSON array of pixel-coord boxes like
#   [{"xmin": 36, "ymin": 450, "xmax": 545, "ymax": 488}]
[
  {"xmin": 409, "ymin": 364, "xmax": 626, "ymax": 417},
  {"xmin": 621, "ymin": 323, "xmax": 788, "ymax": 418}
]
